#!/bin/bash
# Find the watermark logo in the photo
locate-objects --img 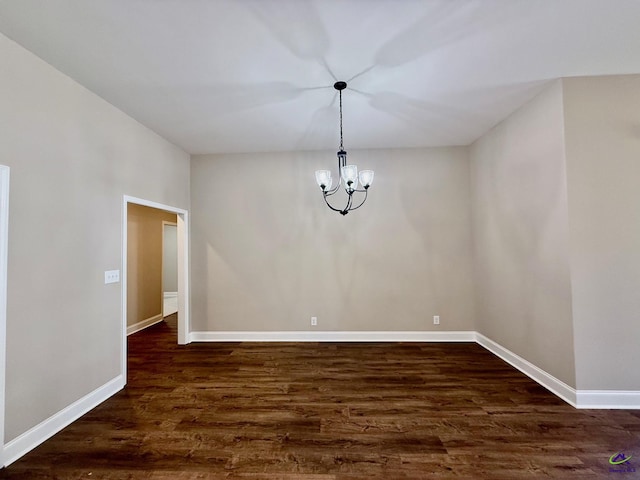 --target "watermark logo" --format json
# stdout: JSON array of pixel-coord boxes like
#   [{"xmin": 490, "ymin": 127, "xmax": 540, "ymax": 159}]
[
  {"xmin": 609, "ymin": 452, "xmax": 636, "ymax": 473},
  {"xmin": 610, "ymin": 453, "xmax": 633, "ymax": 465}
]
